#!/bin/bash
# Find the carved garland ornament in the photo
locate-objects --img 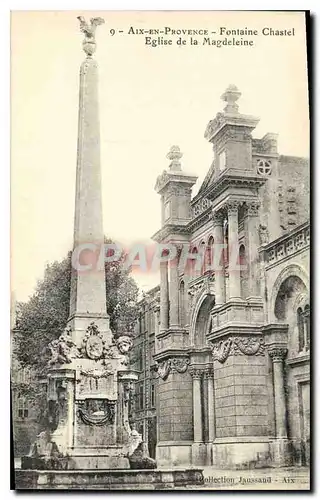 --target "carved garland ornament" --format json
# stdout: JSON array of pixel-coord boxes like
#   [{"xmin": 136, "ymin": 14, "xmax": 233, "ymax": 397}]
[
  {"xmin": 211, "ymin": 336, "xmax": 265, "ymax": 363},
  {"xmin": 156, "ymin": 357, "xmax": 190, "ymax": 380},
  {"xmin": 78, "ymin": 399, "xmax": 116, "ymax": 426}
]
